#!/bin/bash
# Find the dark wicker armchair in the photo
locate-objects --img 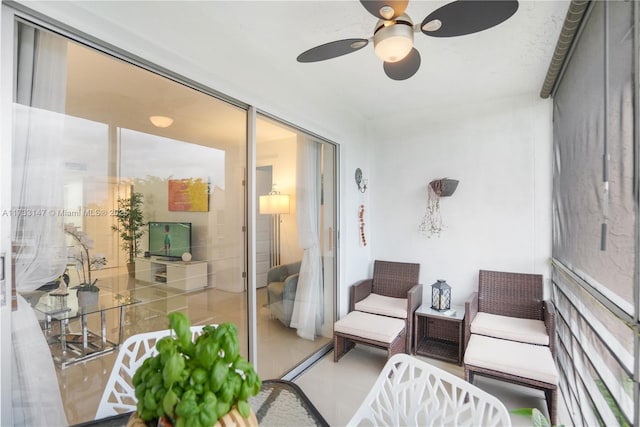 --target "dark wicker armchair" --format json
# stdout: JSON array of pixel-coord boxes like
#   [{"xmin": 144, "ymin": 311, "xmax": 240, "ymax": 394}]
[
  {"xmin": 464, "ymin": 269, "xmax": 558, "ymax": 424},
  {"xmin": 350, "ymin": 260, "xmax": 423, "ymax": 353},
  {"xmin": 464, "ymin": 269, "xmax": 555, "ymax": 354}
]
